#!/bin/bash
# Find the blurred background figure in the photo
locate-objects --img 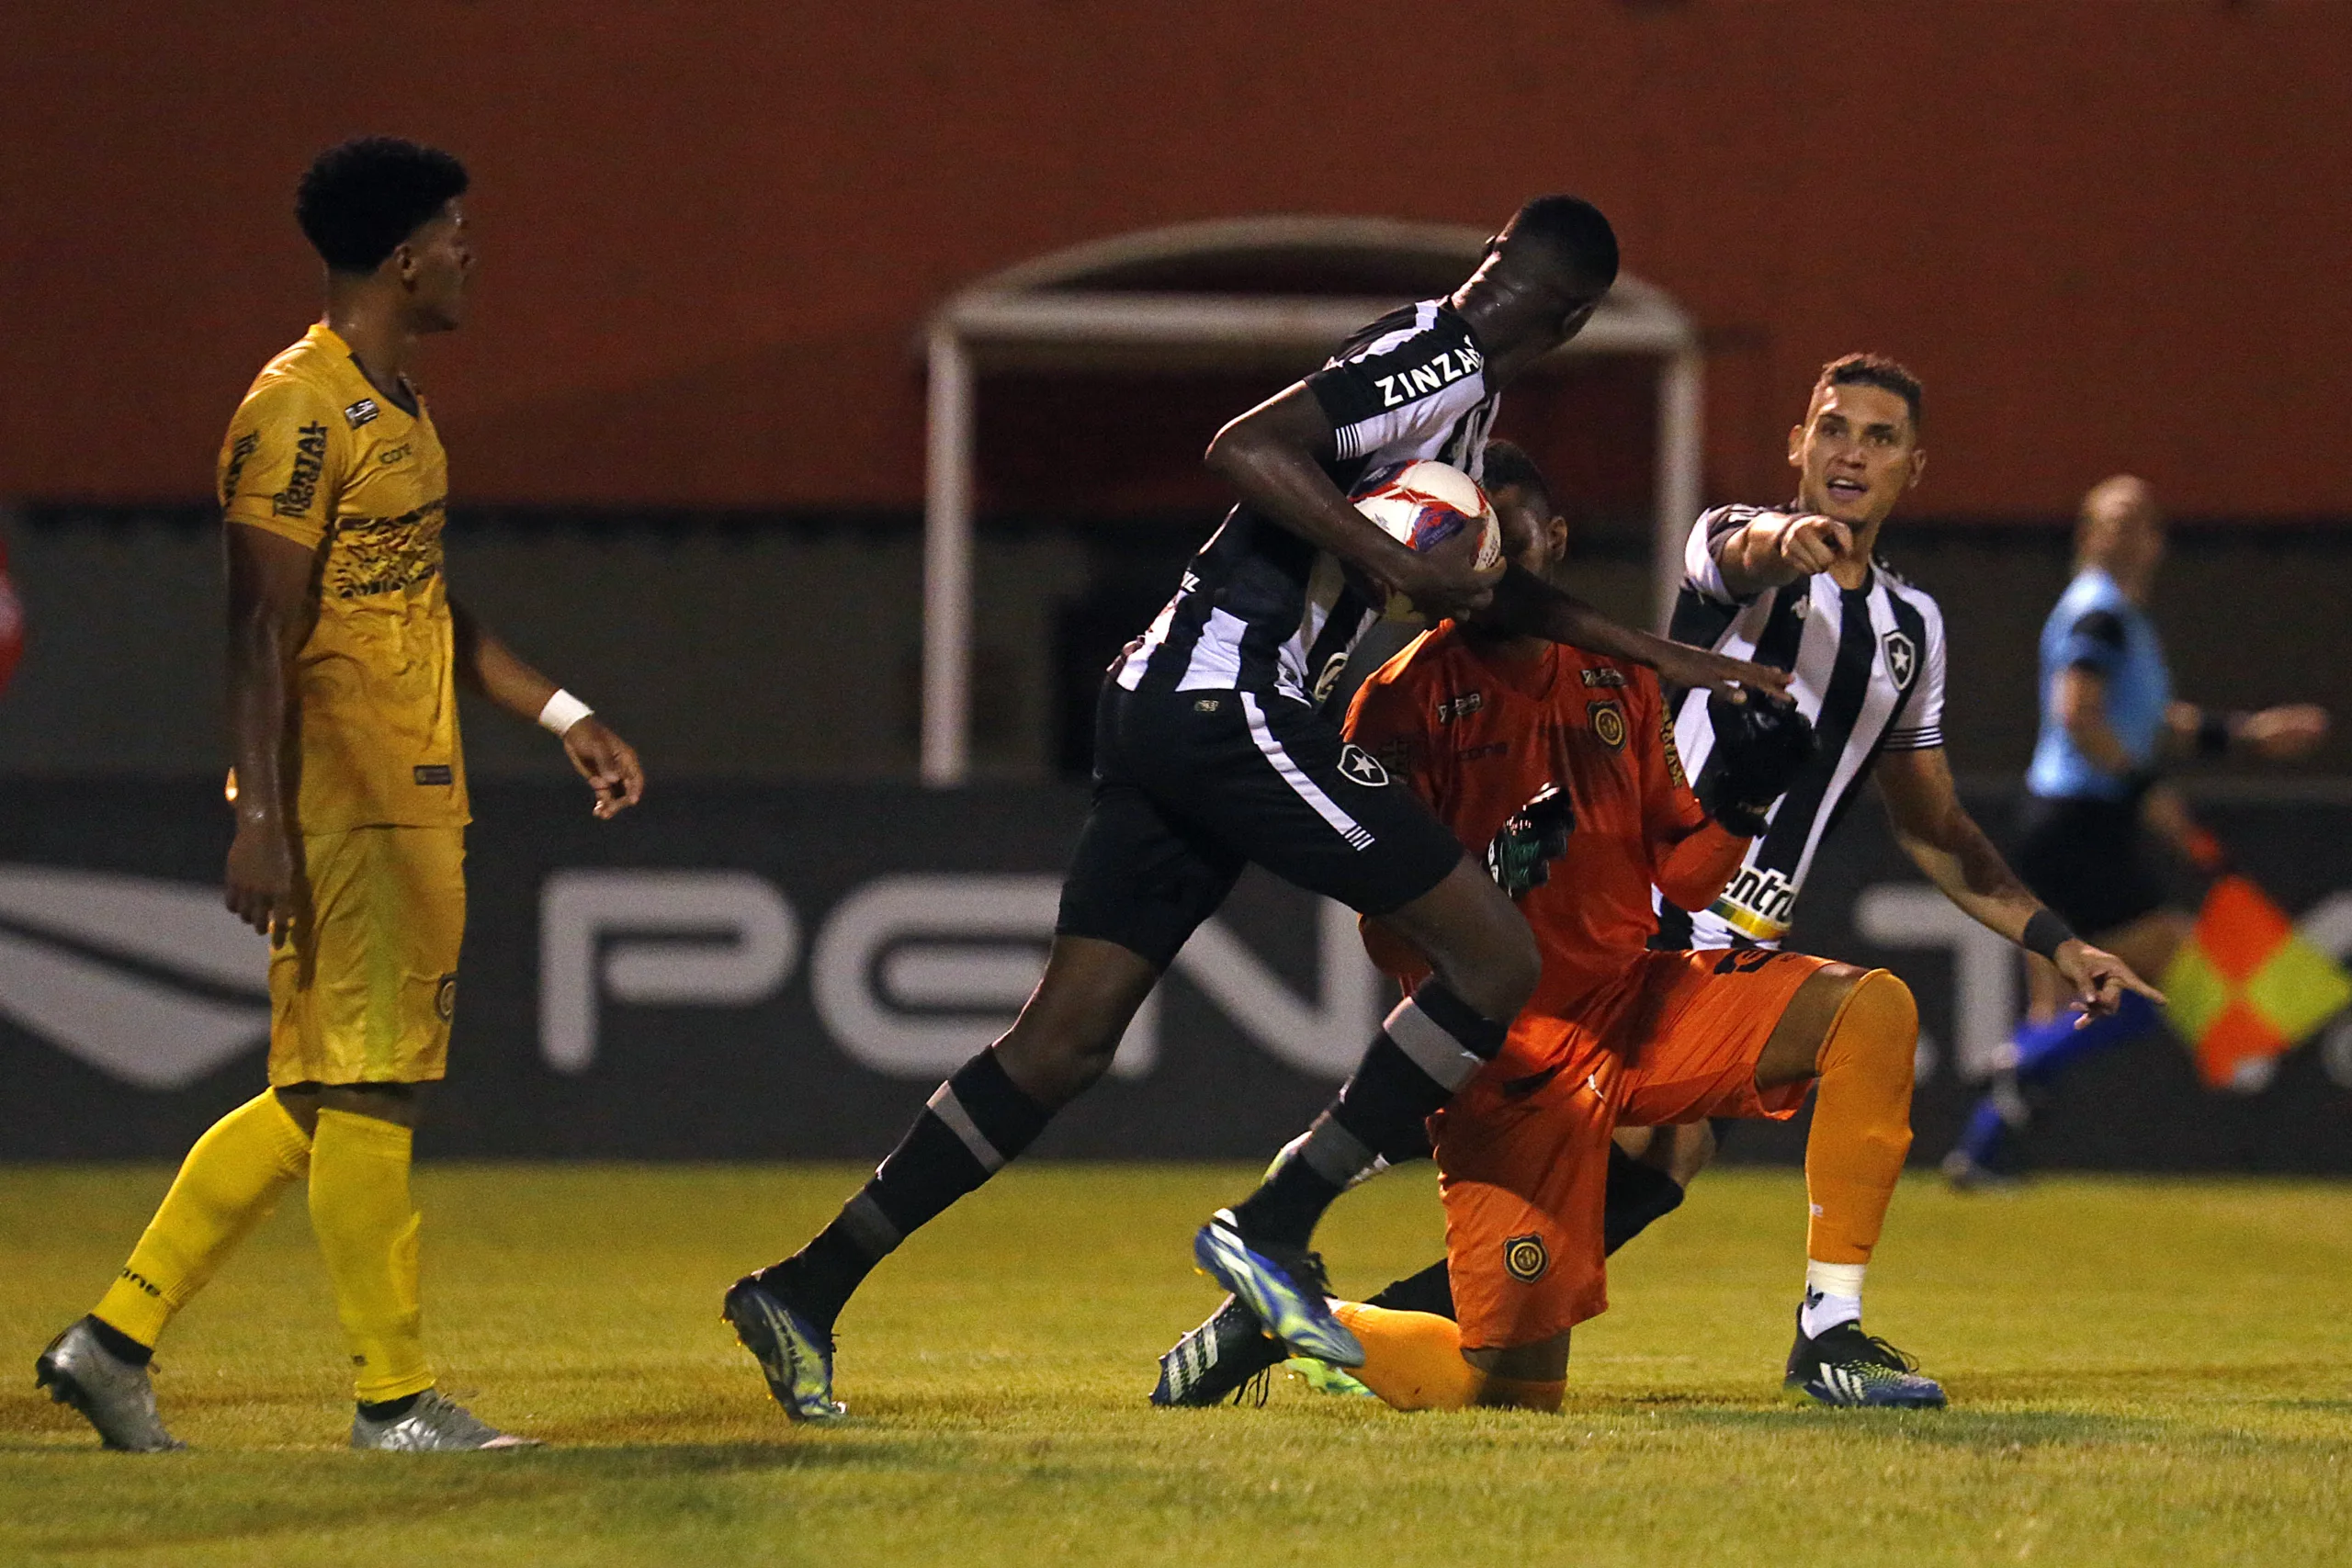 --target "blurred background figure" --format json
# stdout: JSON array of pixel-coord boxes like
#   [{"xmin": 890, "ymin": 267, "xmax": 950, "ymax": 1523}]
[{"xmin": 1945, "ymin": 476, "xmax": 2330, "ymax": 1186}]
